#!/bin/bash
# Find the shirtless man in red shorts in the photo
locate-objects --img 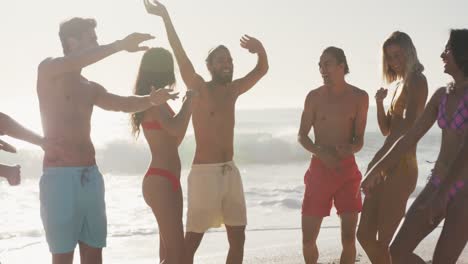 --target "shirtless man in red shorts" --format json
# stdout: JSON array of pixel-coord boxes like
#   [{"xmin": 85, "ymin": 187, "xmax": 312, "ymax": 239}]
[{"xmin": 298, "ymin": 46, "xmax": 369, "ymax": 264}]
